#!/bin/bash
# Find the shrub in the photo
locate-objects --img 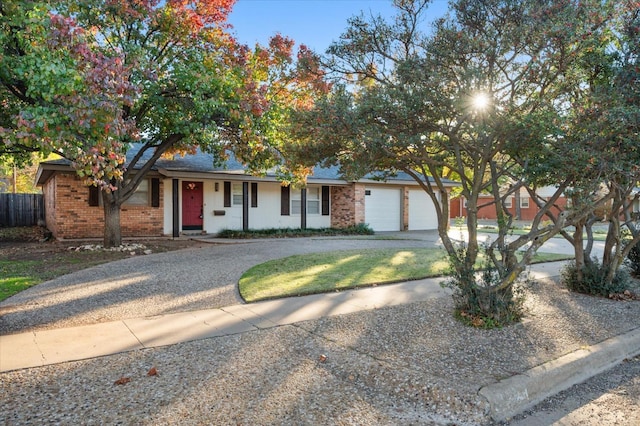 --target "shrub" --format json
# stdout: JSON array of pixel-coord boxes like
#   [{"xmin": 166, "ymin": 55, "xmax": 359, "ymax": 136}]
[
  {"xmin": 217, "ymin": 224, "xmax": 374, "ymax": 239},
  {"xmin": 625, "ymin": 241, "xmax": 640, "ymax": 277},
  {"xmin": 442, "ymin": 243, "xmax": 527, "ymax": 328},
  {"xmin": 561, "ymin": 258, "xmax": 631, "ymax": 297}
]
